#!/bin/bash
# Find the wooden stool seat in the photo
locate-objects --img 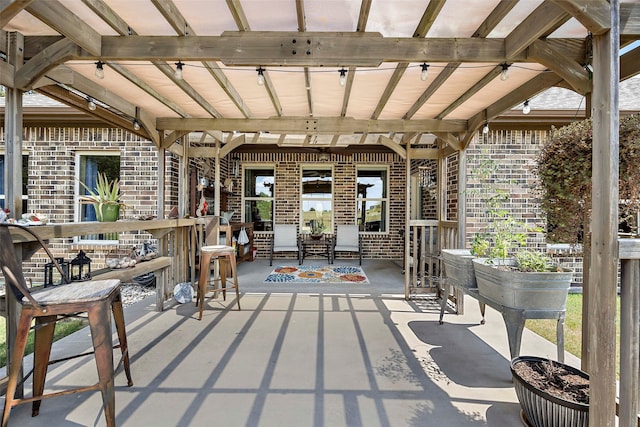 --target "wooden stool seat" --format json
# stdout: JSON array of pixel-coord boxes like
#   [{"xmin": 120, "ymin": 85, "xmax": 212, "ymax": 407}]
[
  {"xmin": 196, "ymin": 244, "xmax": 241, "ymax": 319},
  {"xmin": 0, "ymin": 224, "xmax": 132, "ymax": 427}
]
